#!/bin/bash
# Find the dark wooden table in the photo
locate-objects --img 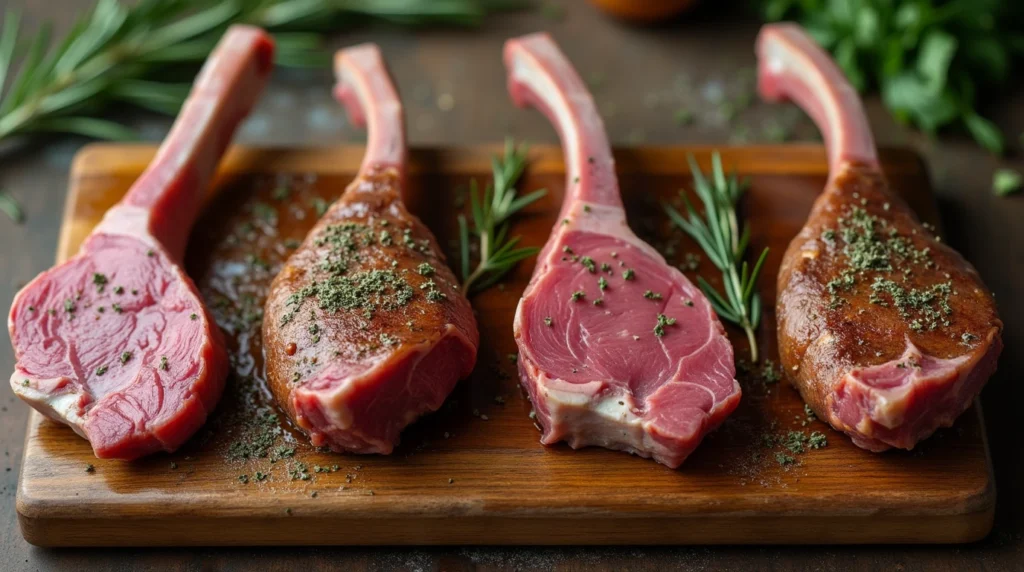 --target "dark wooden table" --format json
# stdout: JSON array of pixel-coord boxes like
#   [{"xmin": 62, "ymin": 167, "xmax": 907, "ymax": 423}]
[{"xmin": 0, "ymin": 1, "xmax": 1021, "ymax": 570}]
